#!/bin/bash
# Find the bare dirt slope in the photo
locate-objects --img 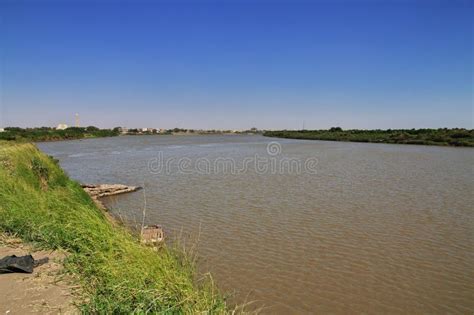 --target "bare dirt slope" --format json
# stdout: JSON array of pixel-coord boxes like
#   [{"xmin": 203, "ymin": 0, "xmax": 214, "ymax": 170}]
[{"xmin": 0, "ymin": 234, "xmax": 78, "ymax": 315}]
